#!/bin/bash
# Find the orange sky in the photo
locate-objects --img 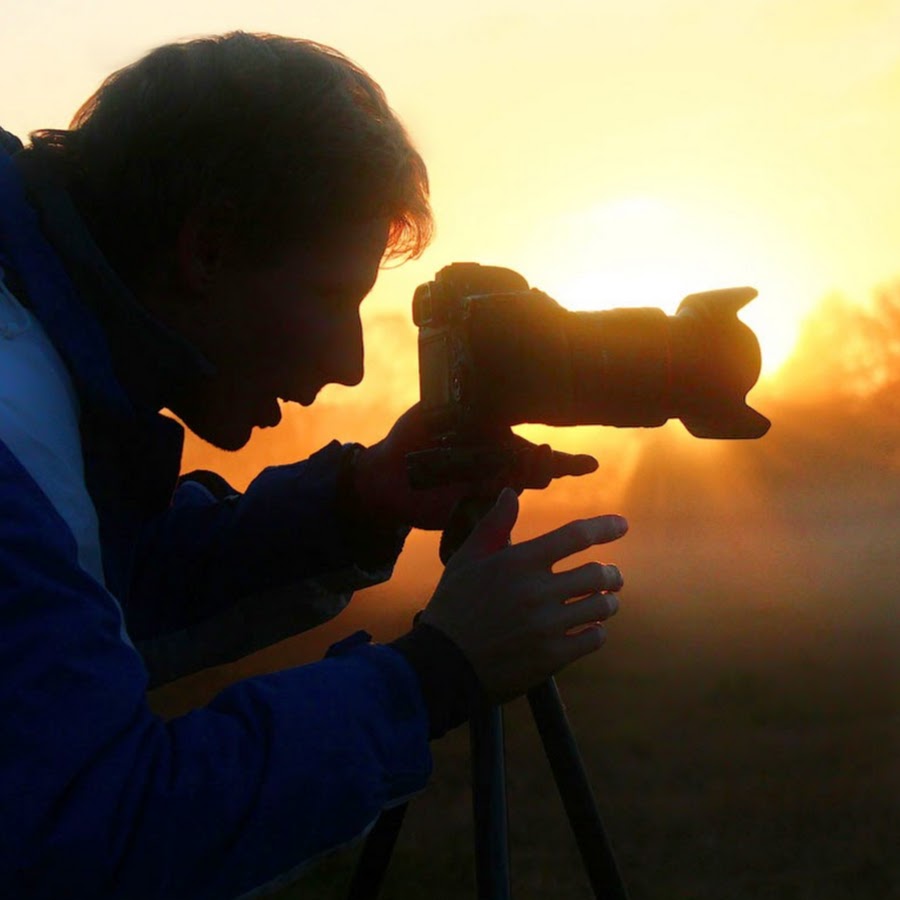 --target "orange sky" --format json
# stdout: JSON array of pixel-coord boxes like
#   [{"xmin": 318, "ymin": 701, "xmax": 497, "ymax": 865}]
[{"xmin": 4, "ymin": 1, "xmax": 900, "ymax": 409}]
